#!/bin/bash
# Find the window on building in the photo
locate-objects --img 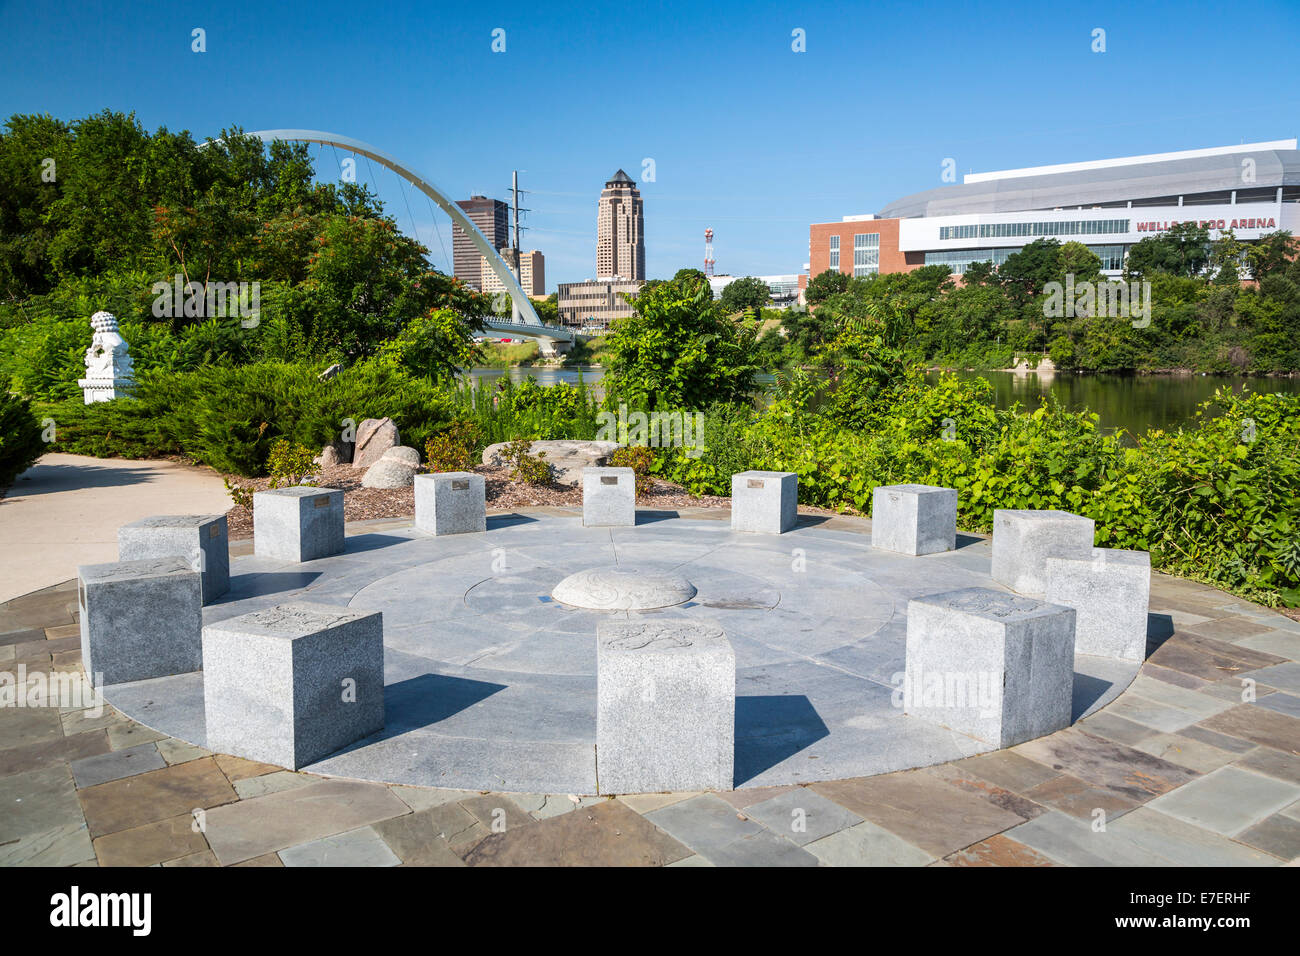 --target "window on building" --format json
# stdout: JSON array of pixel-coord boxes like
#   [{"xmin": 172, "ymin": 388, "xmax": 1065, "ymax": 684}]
[
  {"xmin": 828, "ymin": 235, "xmax": 840, "ymax": 271},
  {"xmin": 853, "ymin": 233, "xmax": 880, "ymax": 277}
]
